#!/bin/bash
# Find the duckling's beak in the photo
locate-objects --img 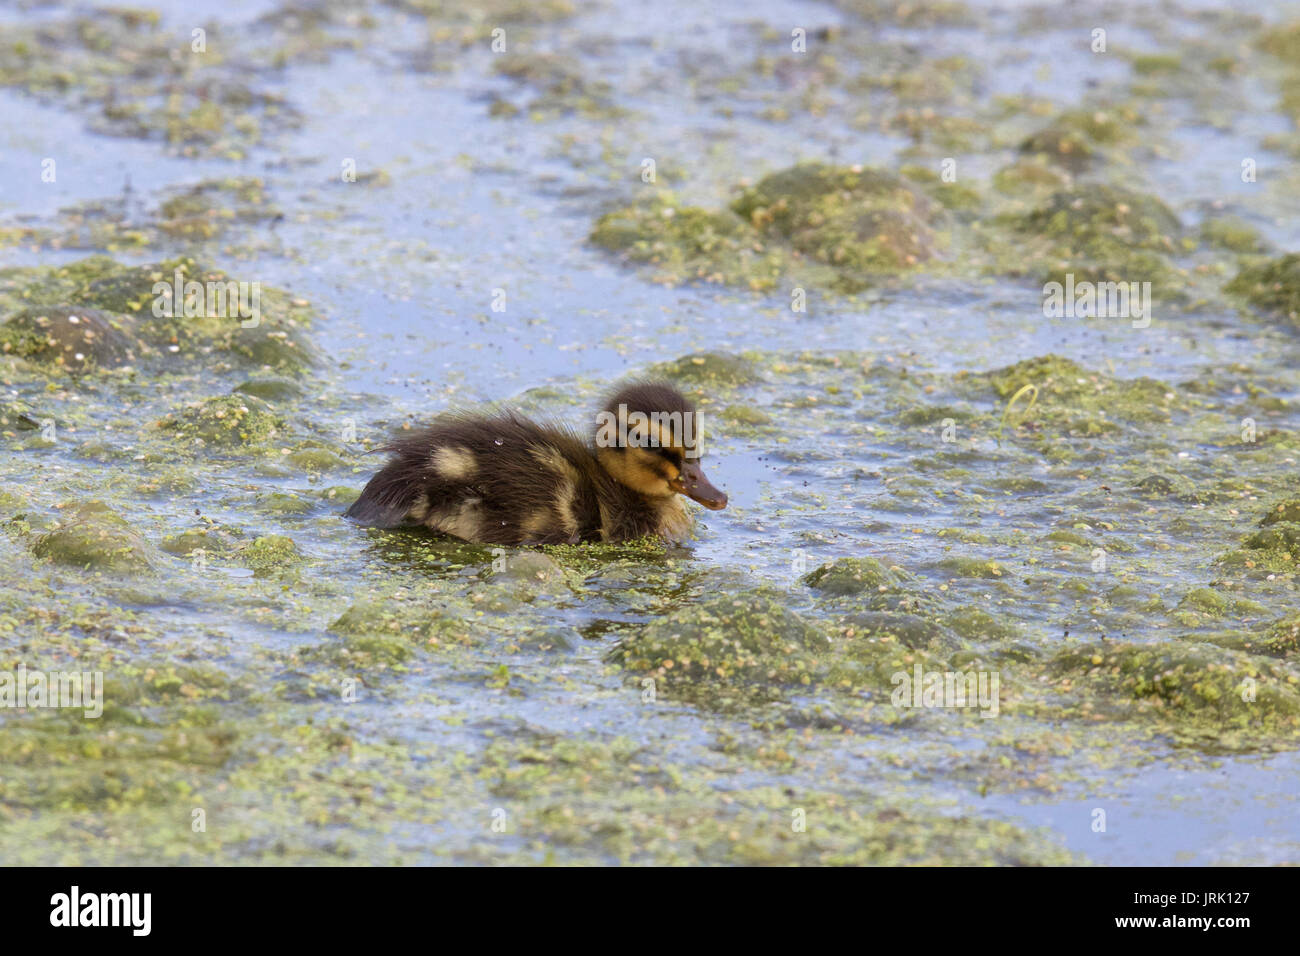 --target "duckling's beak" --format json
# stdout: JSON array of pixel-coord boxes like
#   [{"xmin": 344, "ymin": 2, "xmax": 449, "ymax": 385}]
[{"xmin": 671, "ymin": 460, "xmax": 727, "ymax": 510}]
